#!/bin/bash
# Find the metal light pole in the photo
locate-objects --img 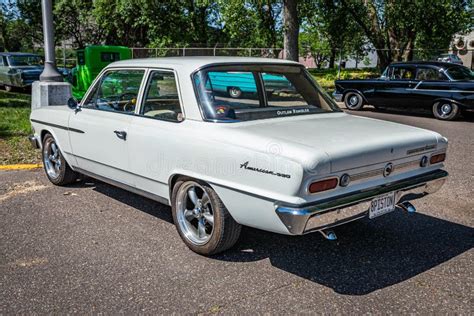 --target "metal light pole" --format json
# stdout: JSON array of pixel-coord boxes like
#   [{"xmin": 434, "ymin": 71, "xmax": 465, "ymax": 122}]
[{"xmin": 39, "ymin": 0, "xmax": 62, "ymax": 82}]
